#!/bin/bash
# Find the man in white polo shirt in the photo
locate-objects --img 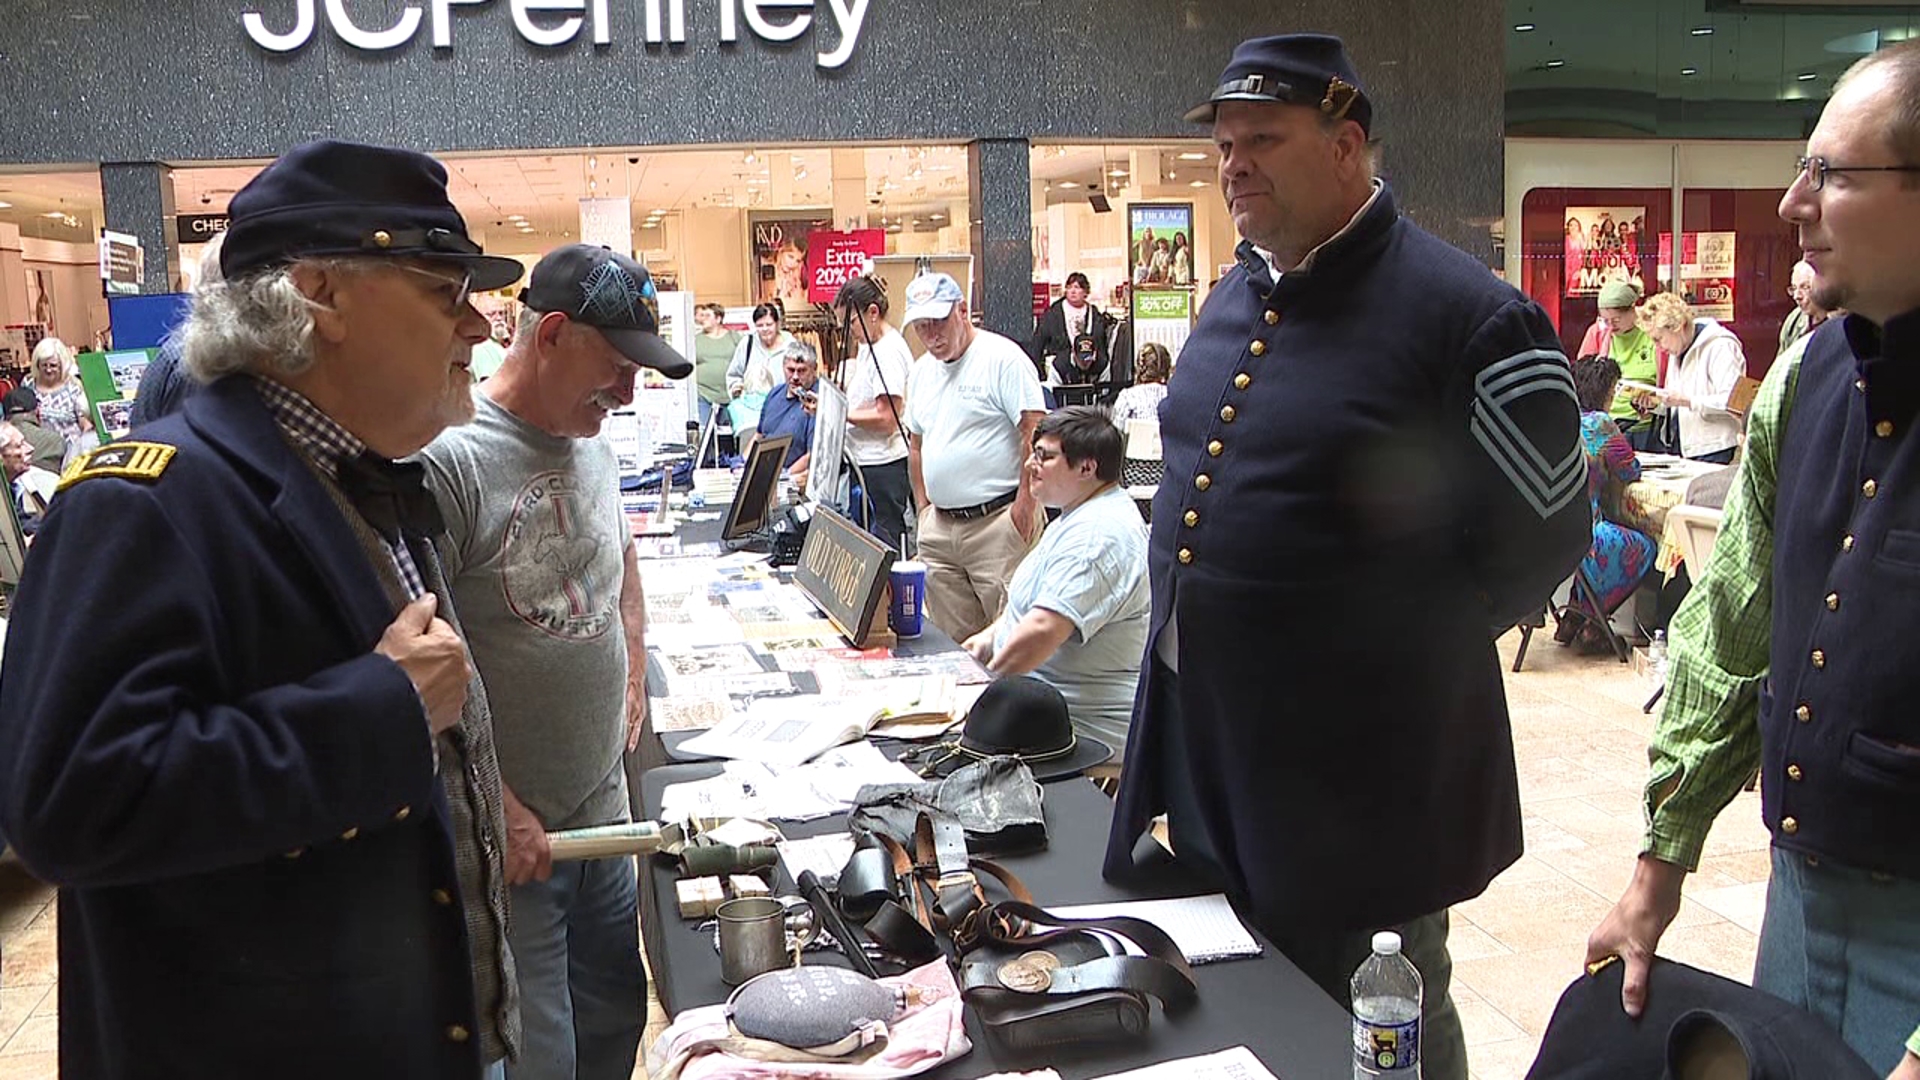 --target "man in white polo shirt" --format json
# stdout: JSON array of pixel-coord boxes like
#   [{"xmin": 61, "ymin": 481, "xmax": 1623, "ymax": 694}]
[{"xmin": 903, "ymin": 272, "xmax": 1048, "ymax": 642}]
